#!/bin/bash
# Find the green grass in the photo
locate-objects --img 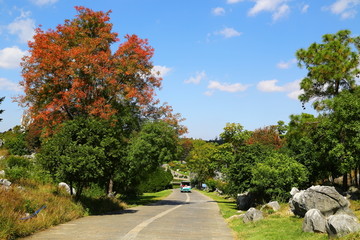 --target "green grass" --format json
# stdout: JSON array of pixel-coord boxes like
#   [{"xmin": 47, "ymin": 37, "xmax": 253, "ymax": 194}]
[
  {"xmin": 202, "ymin": 191, "xmax": 331, "ymax": 240},
  {"xmin": 124, "ymin": 189, "xmax": 173, "ymax": 207}
]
